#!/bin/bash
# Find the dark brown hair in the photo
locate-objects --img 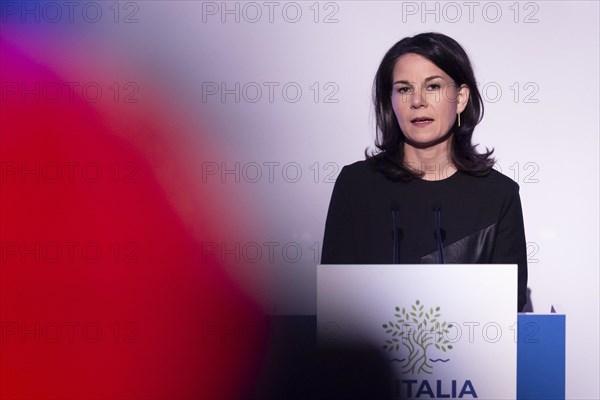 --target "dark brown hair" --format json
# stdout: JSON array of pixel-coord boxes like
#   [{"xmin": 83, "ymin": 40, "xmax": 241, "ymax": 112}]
[{"xmin": 367, "ymin": 32, "xmax": 494, "ymax": 180}]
